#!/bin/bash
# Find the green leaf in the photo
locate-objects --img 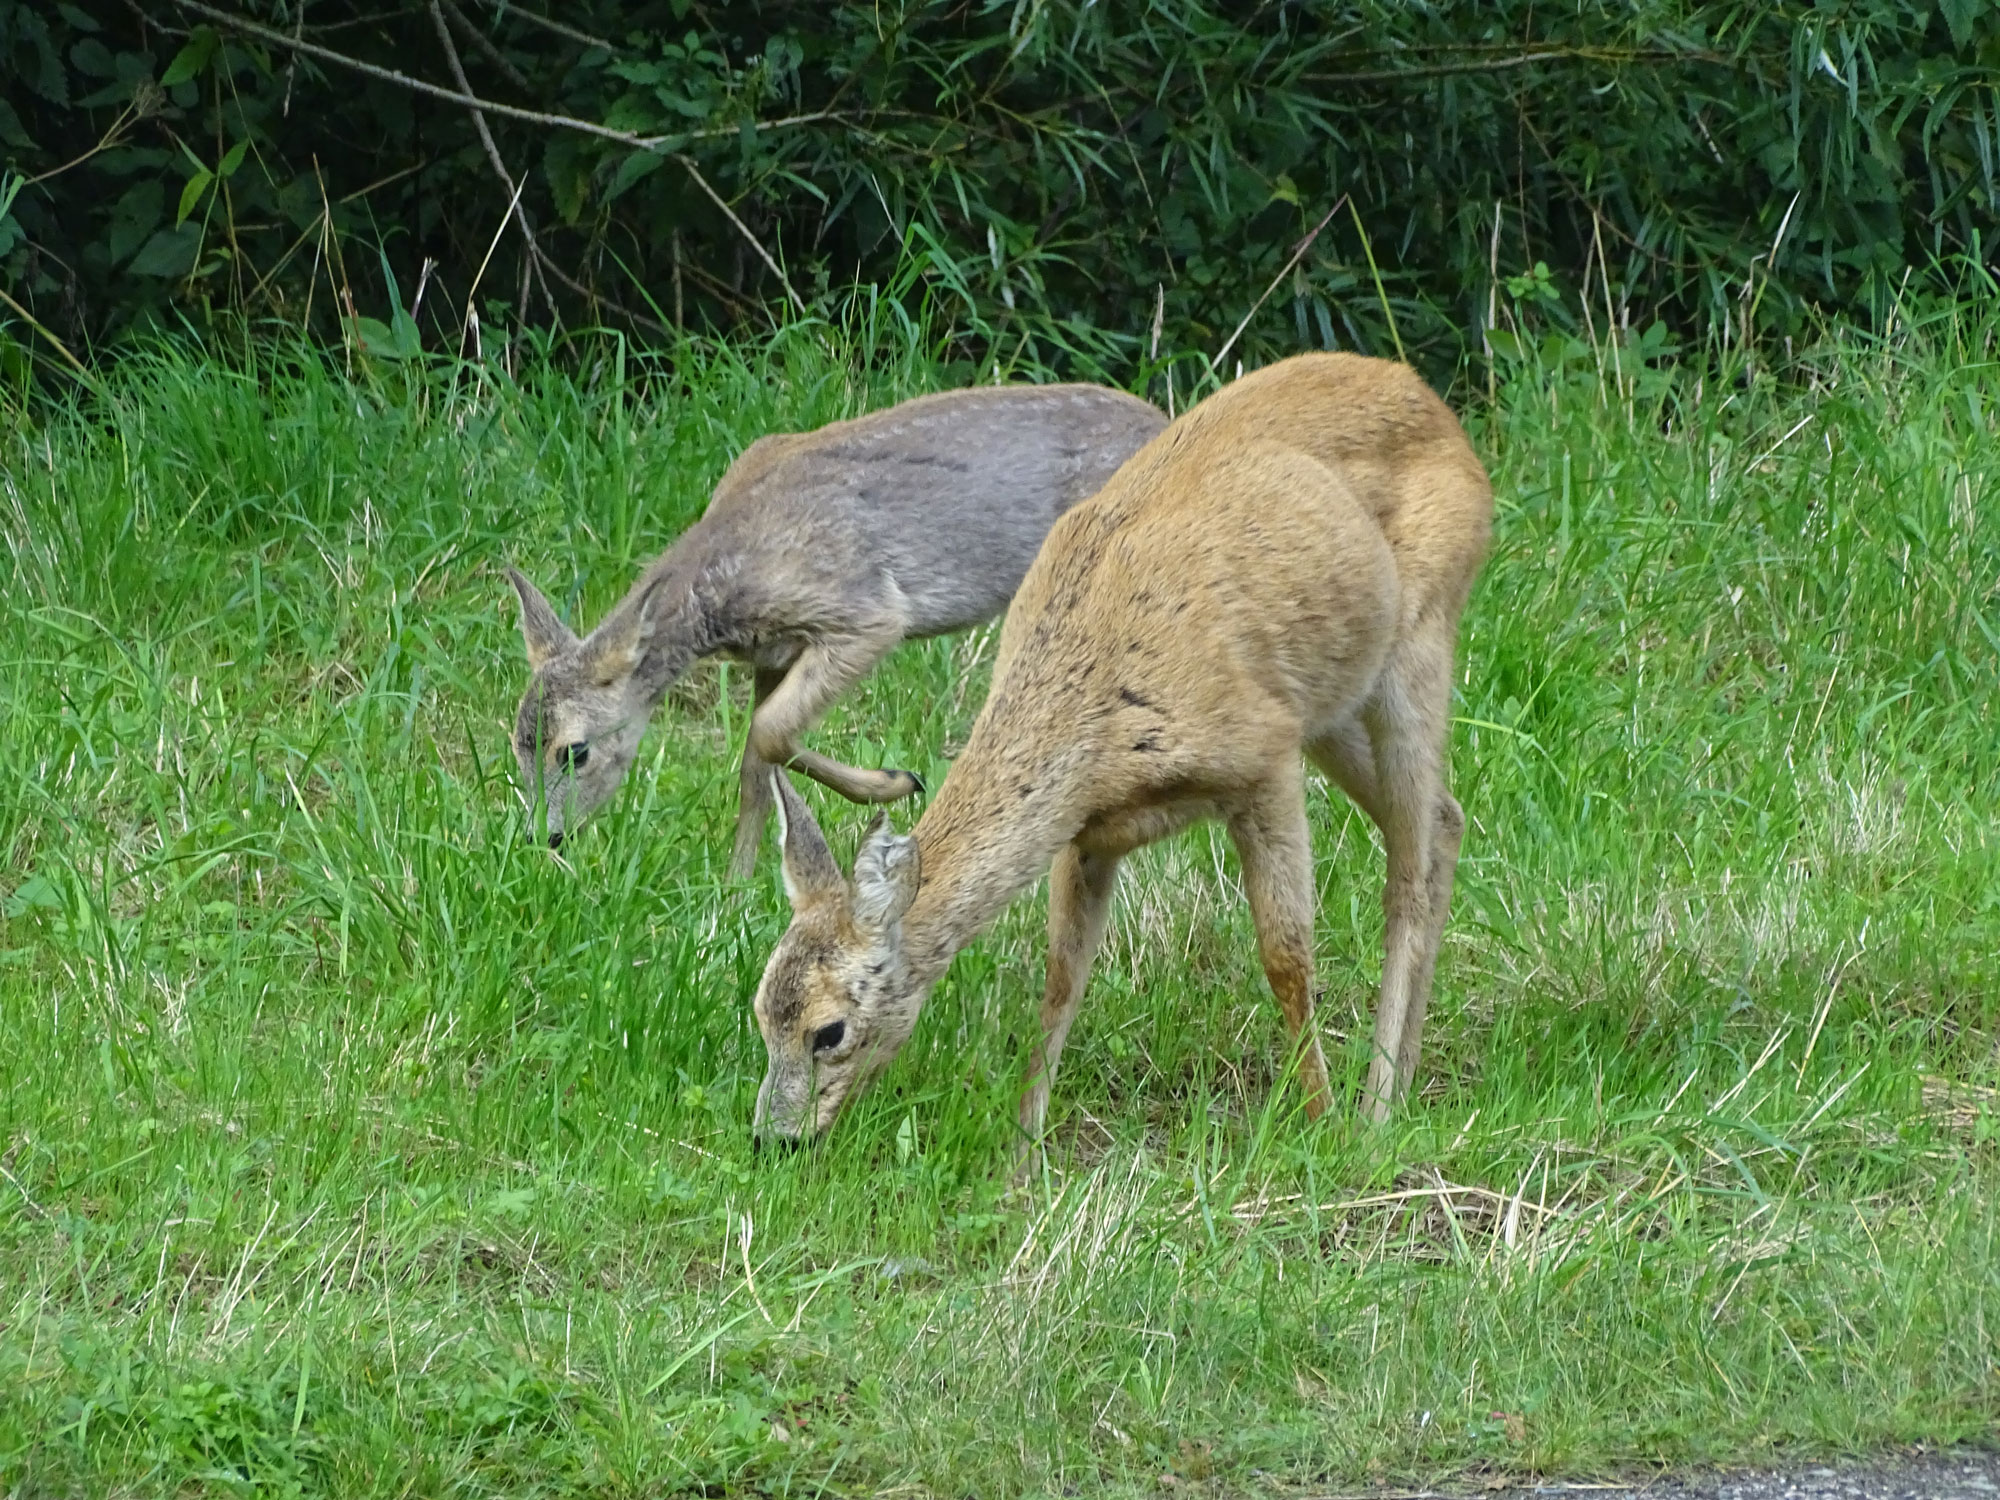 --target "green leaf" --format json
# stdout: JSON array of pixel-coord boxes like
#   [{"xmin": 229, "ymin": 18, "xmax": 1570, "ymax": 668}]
[
  {"xmin": 3, "ymin": 874, "xmax": 64, "ymax": 918},
  {"xmin": 176, "ymin": 169, "xmax": 214, "ymax": 227},
  {"xmin": 108, "ymin": 180, "xmax": 165, "ymax": 264},
  {"xmin": 56, "ymin": 3, "xmax": 101, "ymax": 28},
  {"xmin": 350, "ymin": 315, "xmax": 395, "ymax": 353},
  {"xmin": 607, "ymin": 150, "xmax": 666, "ymax": 202},
  {"xmin": 545, "ymin": 136, "xmax": 589, "ymax": 225},
  {"xmin": 0, "ymin": 98, "xmax": 31, "ymax": 151},
  {"xmin": 350, "ymin": 315, "xmax": 419, "ymax": 360},
  {"xmin": 160, "ymin": 28, "xmax": 219, "ymax": 88},
  {"xmin": 1938, "ymin": 0, "xmax": 1979, "ymax": 51},
  {"xmin": 22, "ymin": 15, "xmax": 67, "ymax": 105},
  {"xmin": 217, "ymin": 139, "xmax": 249, "ymax": 179},
  {"xmin": 128, "ymin": 224, "xmax": 200, "ymax": 278},
  {"xmin": 69, "ymin": 38, "xmax": 116, "ymax": 79},
  {"xmin": 389, "ymin": 310, "xmax": 423, "ymax": 358}
]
